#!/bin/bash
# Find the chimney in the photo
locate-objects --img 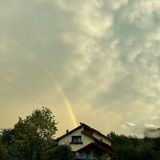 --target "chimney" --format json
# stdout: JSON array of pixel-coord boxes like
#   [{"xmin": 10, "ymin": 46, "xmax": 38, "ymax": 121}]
[{"xmin": 66, "ymin": 129, "xmax": 69, "ymax": 133}]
